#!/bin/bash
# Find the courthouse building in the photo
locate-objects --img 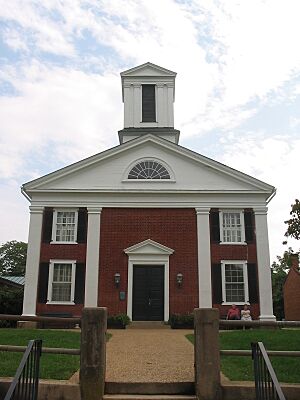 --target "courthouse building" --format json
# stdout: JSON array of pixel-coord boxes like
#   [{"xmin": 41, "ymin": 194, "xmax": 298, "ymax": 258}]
[{"xmin": 21, "ymin": 62, "xmax": 276, "ymax": 322}]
